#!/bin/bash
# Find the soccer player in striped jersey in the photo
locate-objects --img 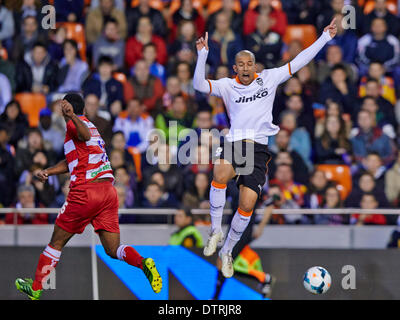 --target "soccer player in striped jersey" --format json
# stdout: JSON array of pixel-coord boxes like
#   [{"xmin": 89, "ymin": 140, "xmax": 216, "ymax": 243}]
[
  {"xmin": 15, "ymin": 93, "xmax": 162, "ymax": 300},
  {"xmin": 194, "ymin": 19, "xmax": 337, "ymax": 278}
]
